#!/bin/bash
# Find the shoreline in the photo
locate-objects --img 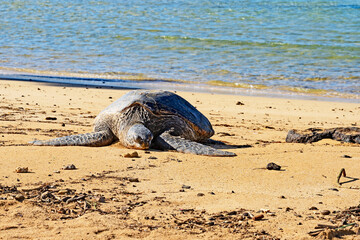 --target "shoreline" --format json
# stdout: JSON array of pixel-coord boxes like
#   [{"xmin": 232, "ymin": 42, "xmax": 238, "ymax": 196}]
[
  {"xmin": 0, "ymin": 68, "xmax": 359, "ymax": 103},
  {"xmin": 1, "ymin": 79, "xmax": 359, "ymax": 239}
]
